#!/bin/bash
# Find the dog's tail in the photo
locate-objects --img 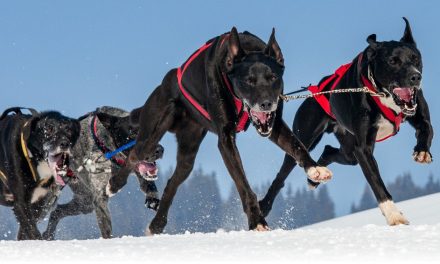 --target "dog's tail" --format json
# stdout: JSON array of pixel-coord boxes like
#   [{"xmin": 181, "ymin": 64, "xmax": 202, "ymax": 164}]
[
  {"xmin": 0, "ymin": 107, "xmax": 39, "ymax": 120},
  {"xmin": 129, "ymin": 107, "xmax": 142, "ymax": 127}
]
